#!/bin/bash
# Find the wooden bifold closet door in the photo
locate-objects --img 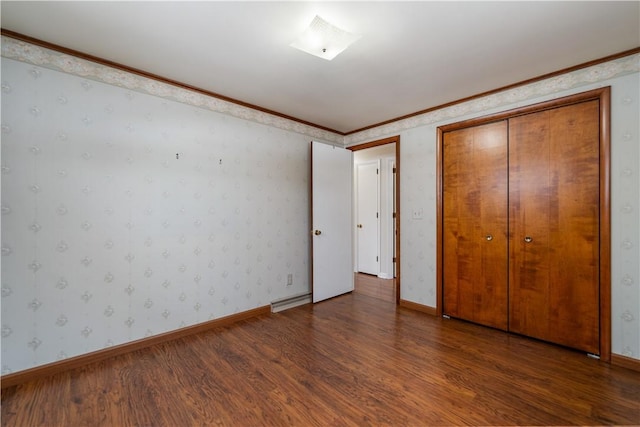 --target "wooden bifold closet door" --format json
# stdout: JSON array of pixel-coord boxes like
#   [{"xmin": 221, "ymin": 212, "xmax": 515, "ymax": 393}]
[
  {"xmin": 508, "ymin": 100, "xmax": 600, "ymax": 354},
  {"xmin": 443, "ymin": 121, "xmax": 509, "ymax": 331},
  {"xmin": 441, "ymin": 89, "xmax": 607, "ymax": 356}
]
